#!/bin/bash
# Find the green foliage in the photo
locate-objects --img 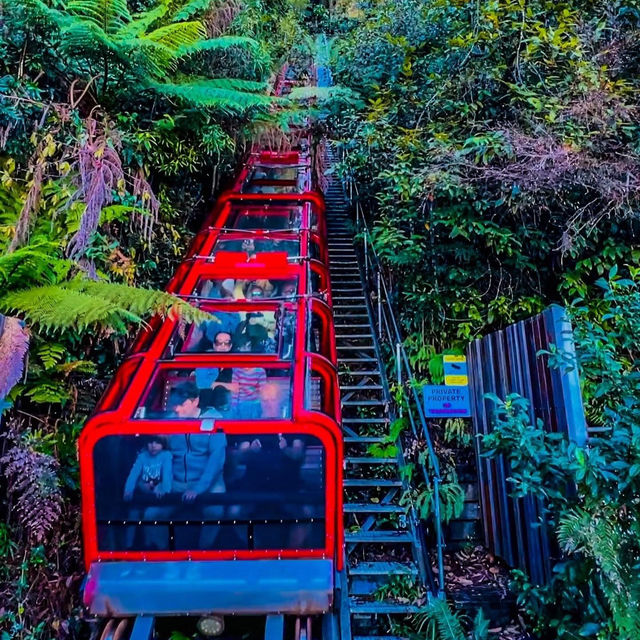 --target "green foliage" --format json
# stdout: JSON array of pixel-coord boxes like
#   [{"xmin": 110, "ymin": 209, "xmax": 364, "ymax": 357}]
[
  {"xmin": 332, "ymin": 0, "xmax": 640, "ymax": 351},
  {"xmin": 0, "ymin": 277, "xmax": 211, "ymax": 333},
  {"xmin": 0, "ymin": 1, "xmax": 306, "ymax": 637},
  {"xmin": 482, "ymin": 274, "xmax": 640, "ymax": 638}
]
